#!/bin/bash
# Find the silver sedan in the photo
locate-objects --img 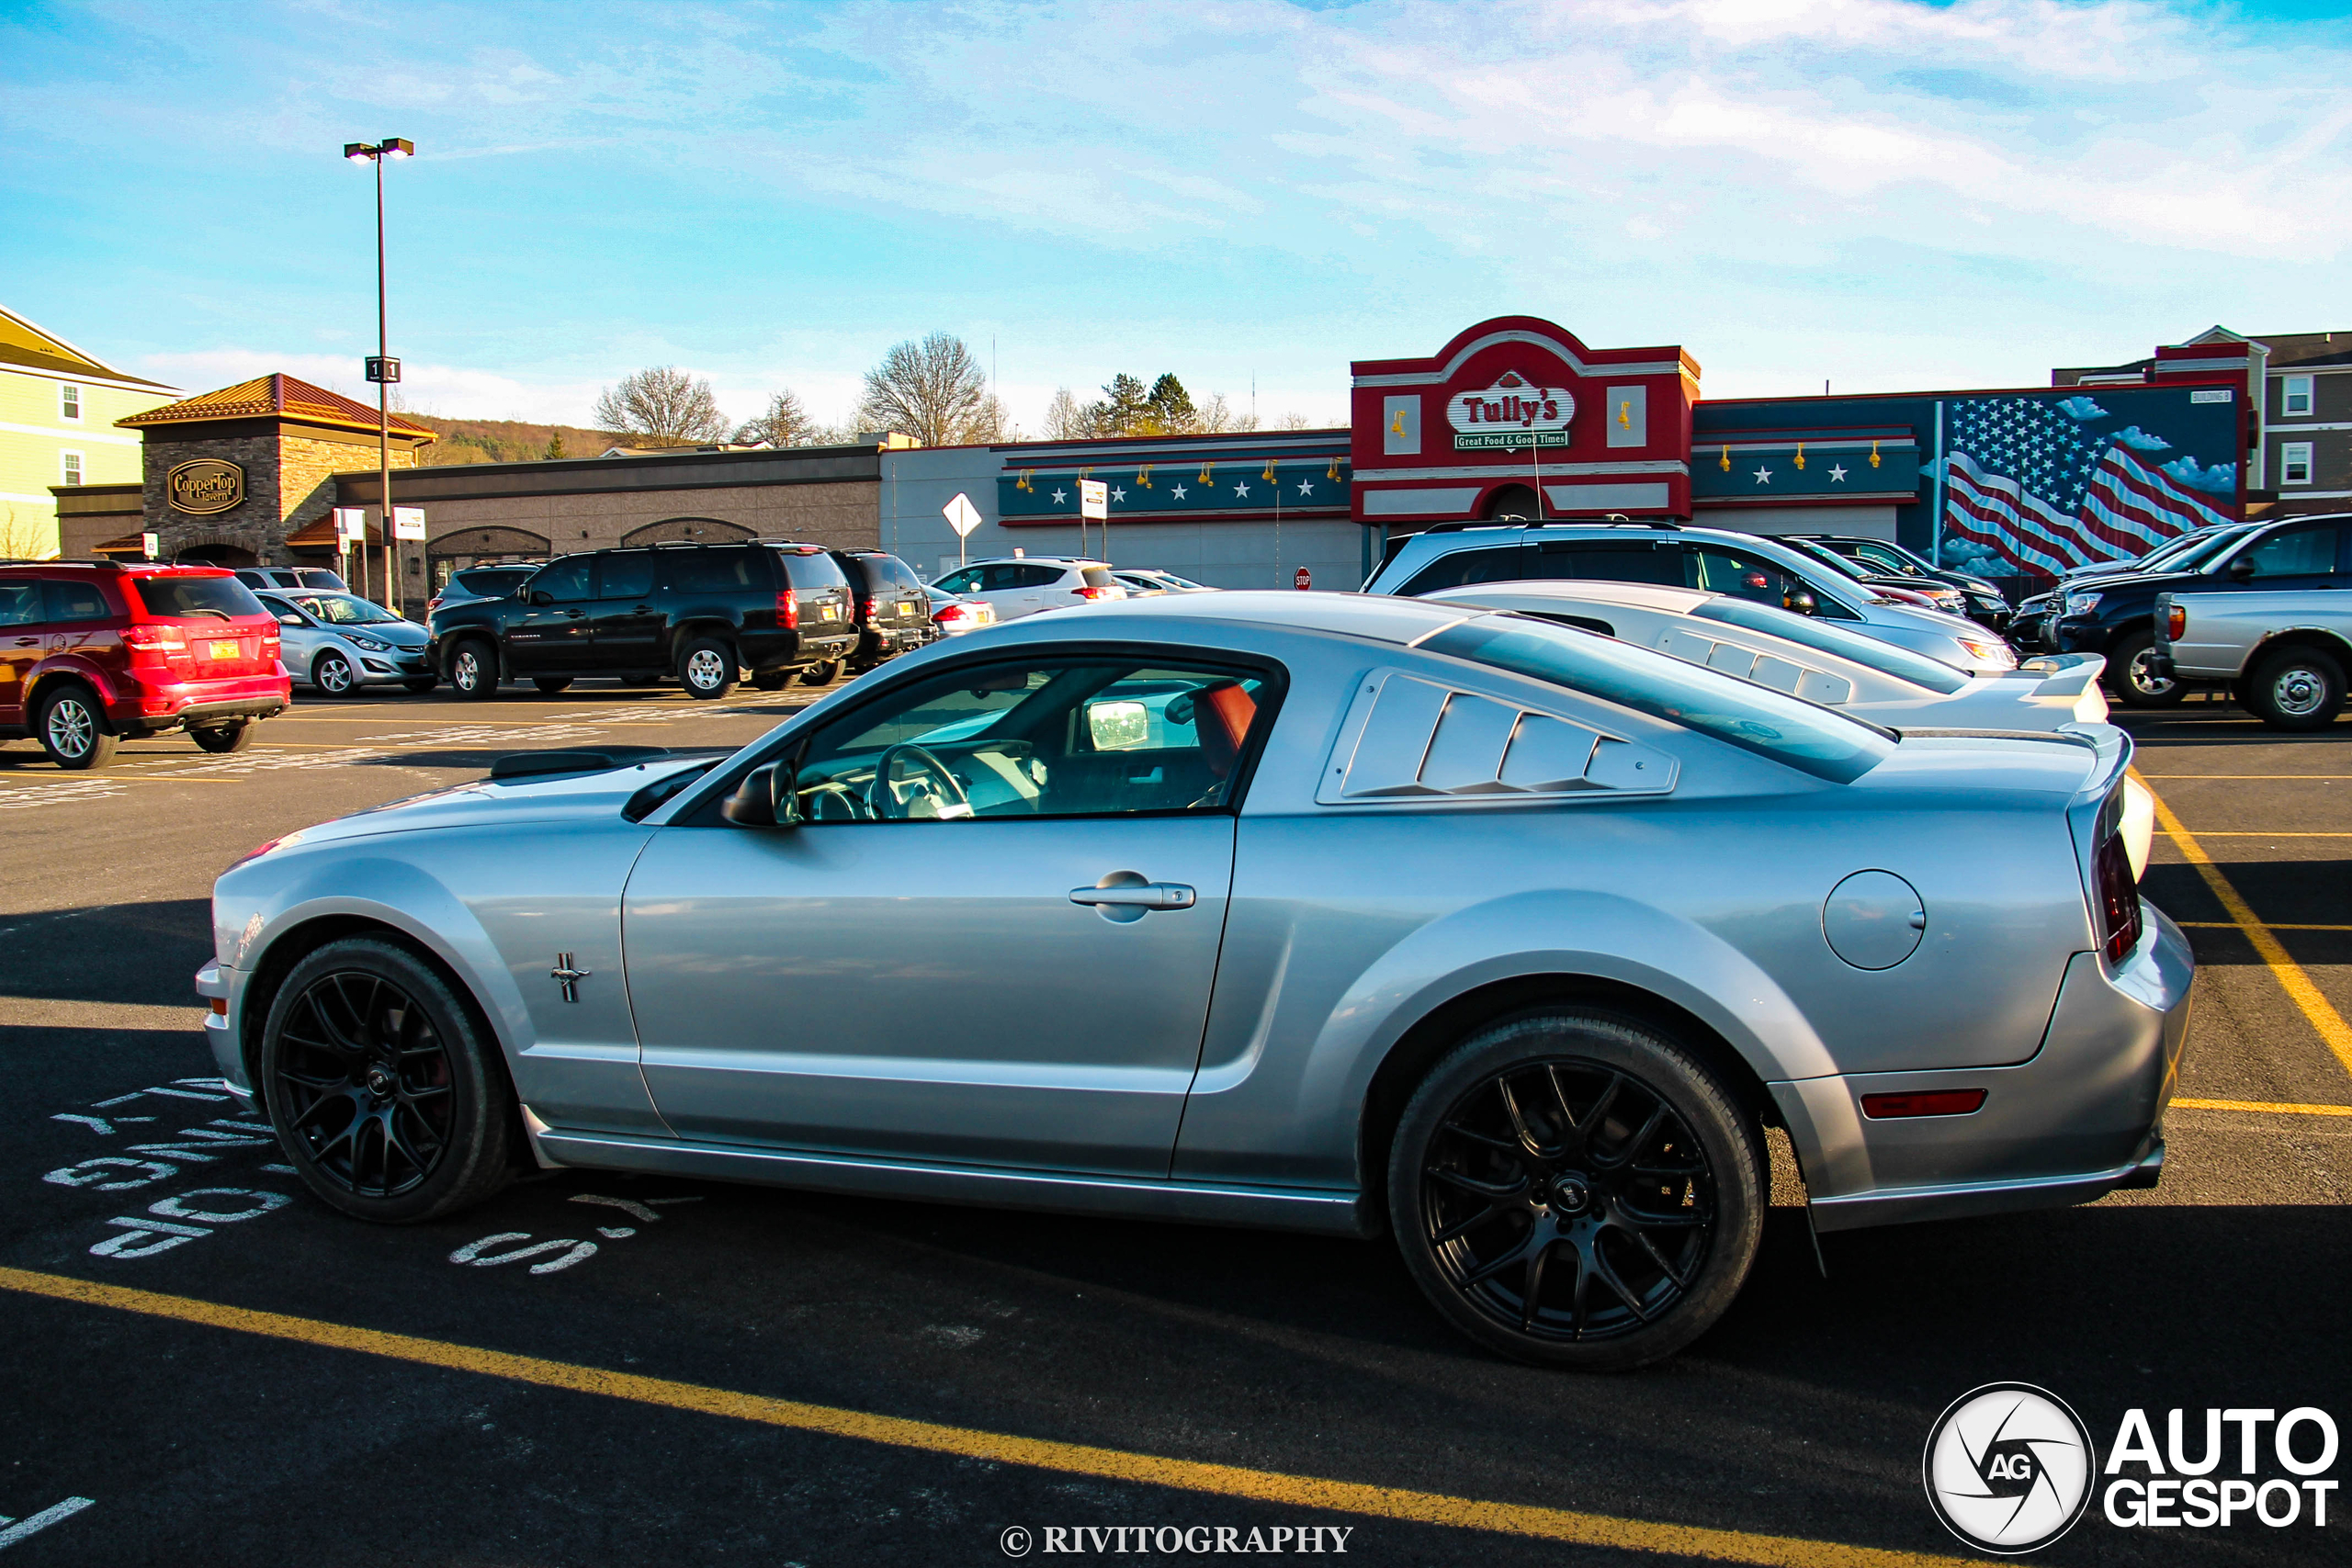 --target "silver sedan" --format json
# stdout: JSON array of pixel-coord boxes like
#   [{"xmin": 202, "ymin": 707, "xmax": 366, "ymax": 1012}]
[{"xmin": 198, "ymin": 592, "xmax": 2191, "ymax": 1370}]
